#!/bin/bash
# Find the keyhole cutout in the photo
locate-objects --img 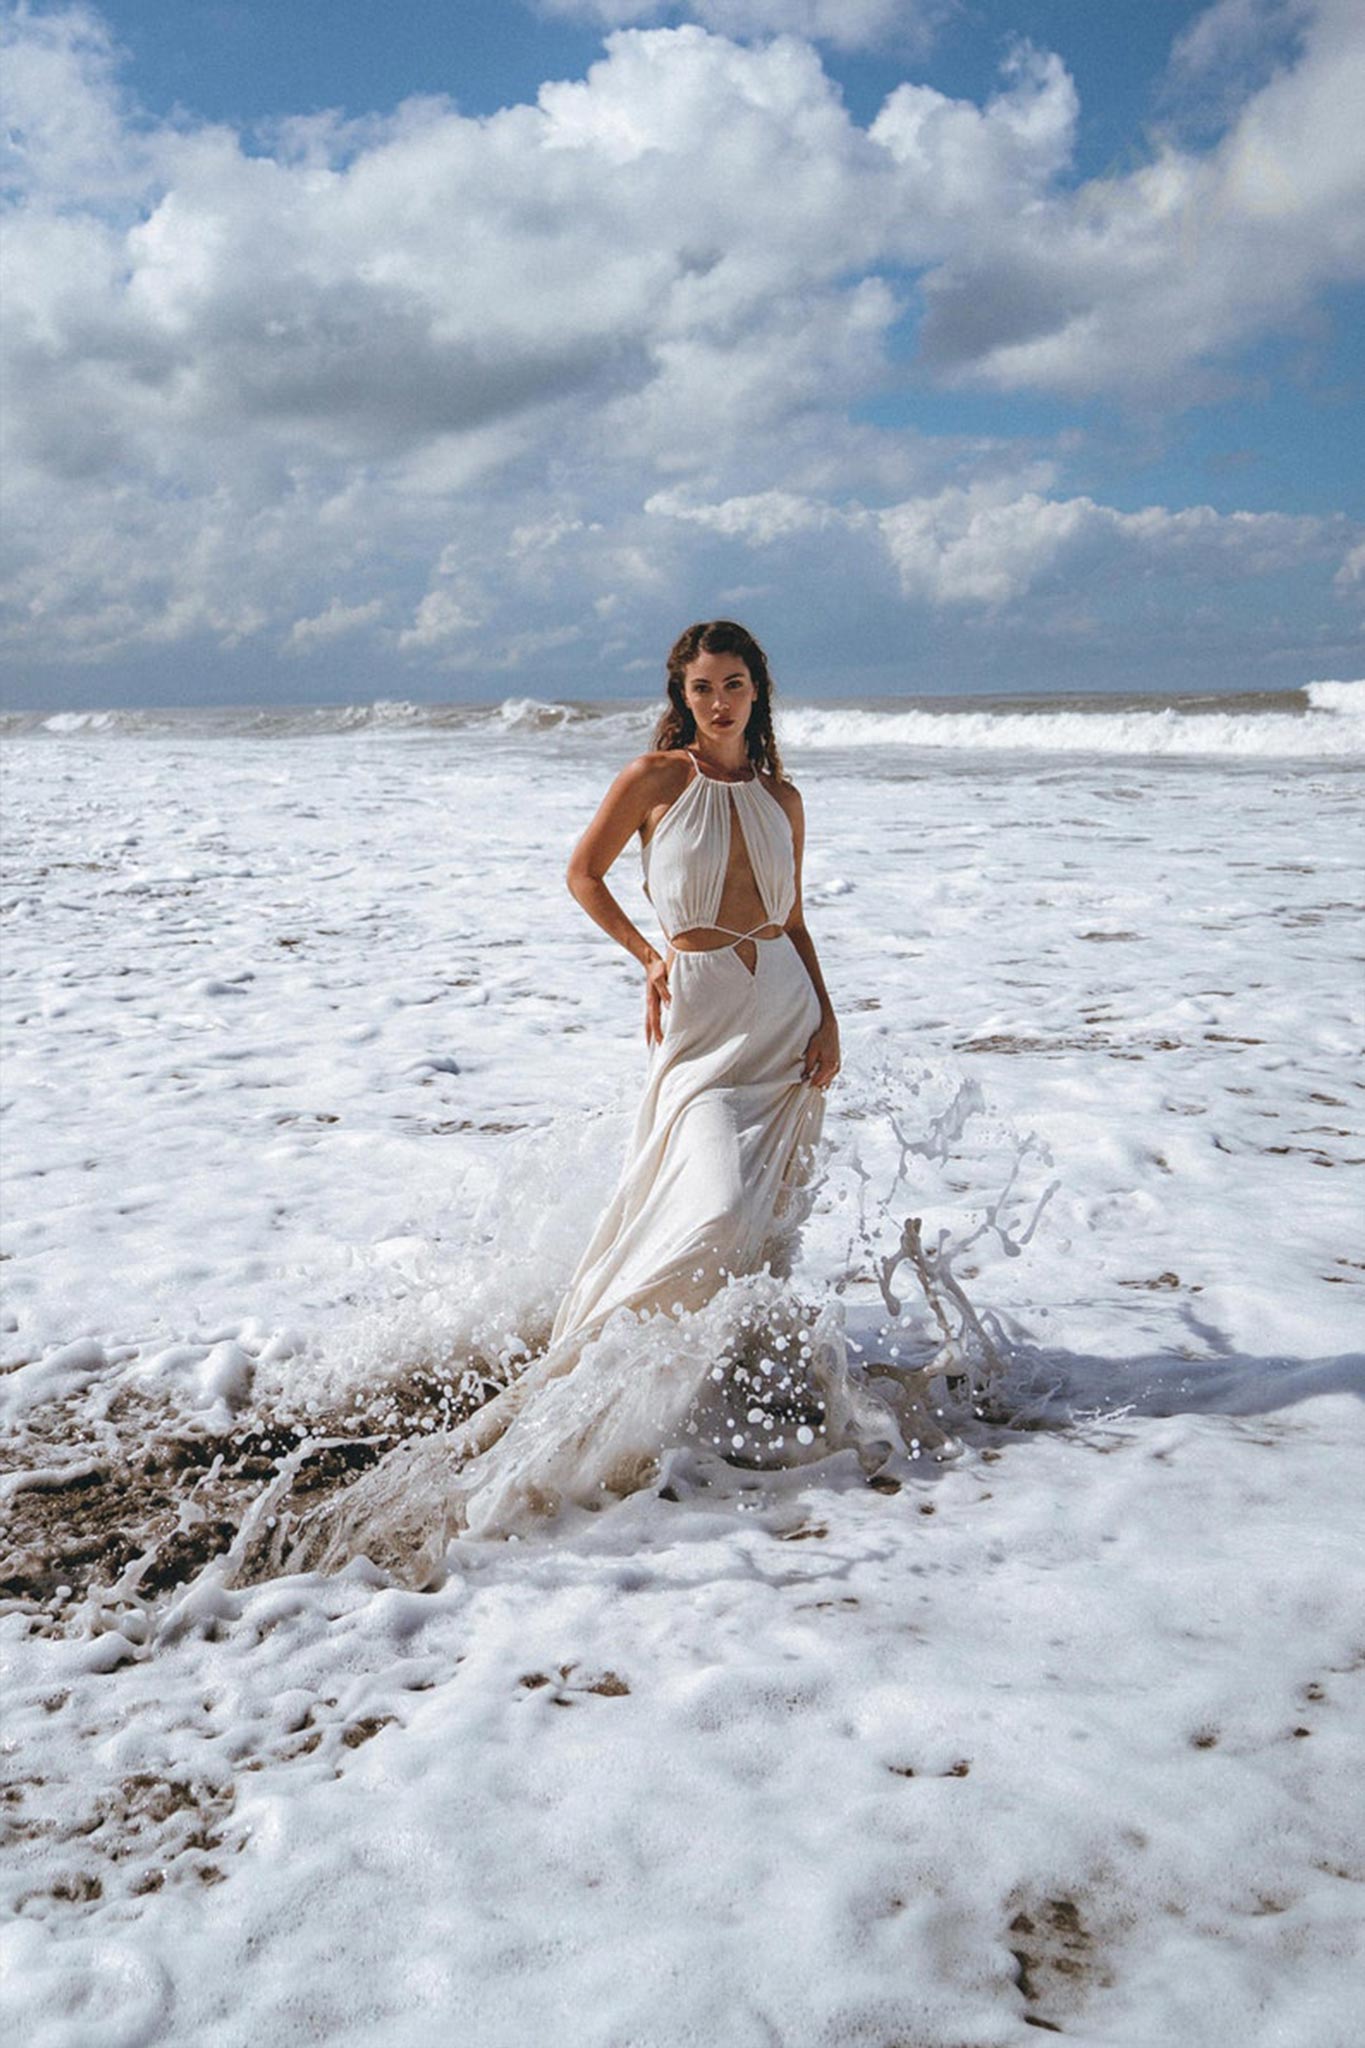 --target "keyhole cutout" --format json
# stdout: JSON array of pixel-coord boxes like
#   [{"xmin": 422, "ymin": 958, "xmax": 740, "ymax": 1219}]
[{"xmin": 725, "ymin": 792, "xmax": 762, "ymax": 978}]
